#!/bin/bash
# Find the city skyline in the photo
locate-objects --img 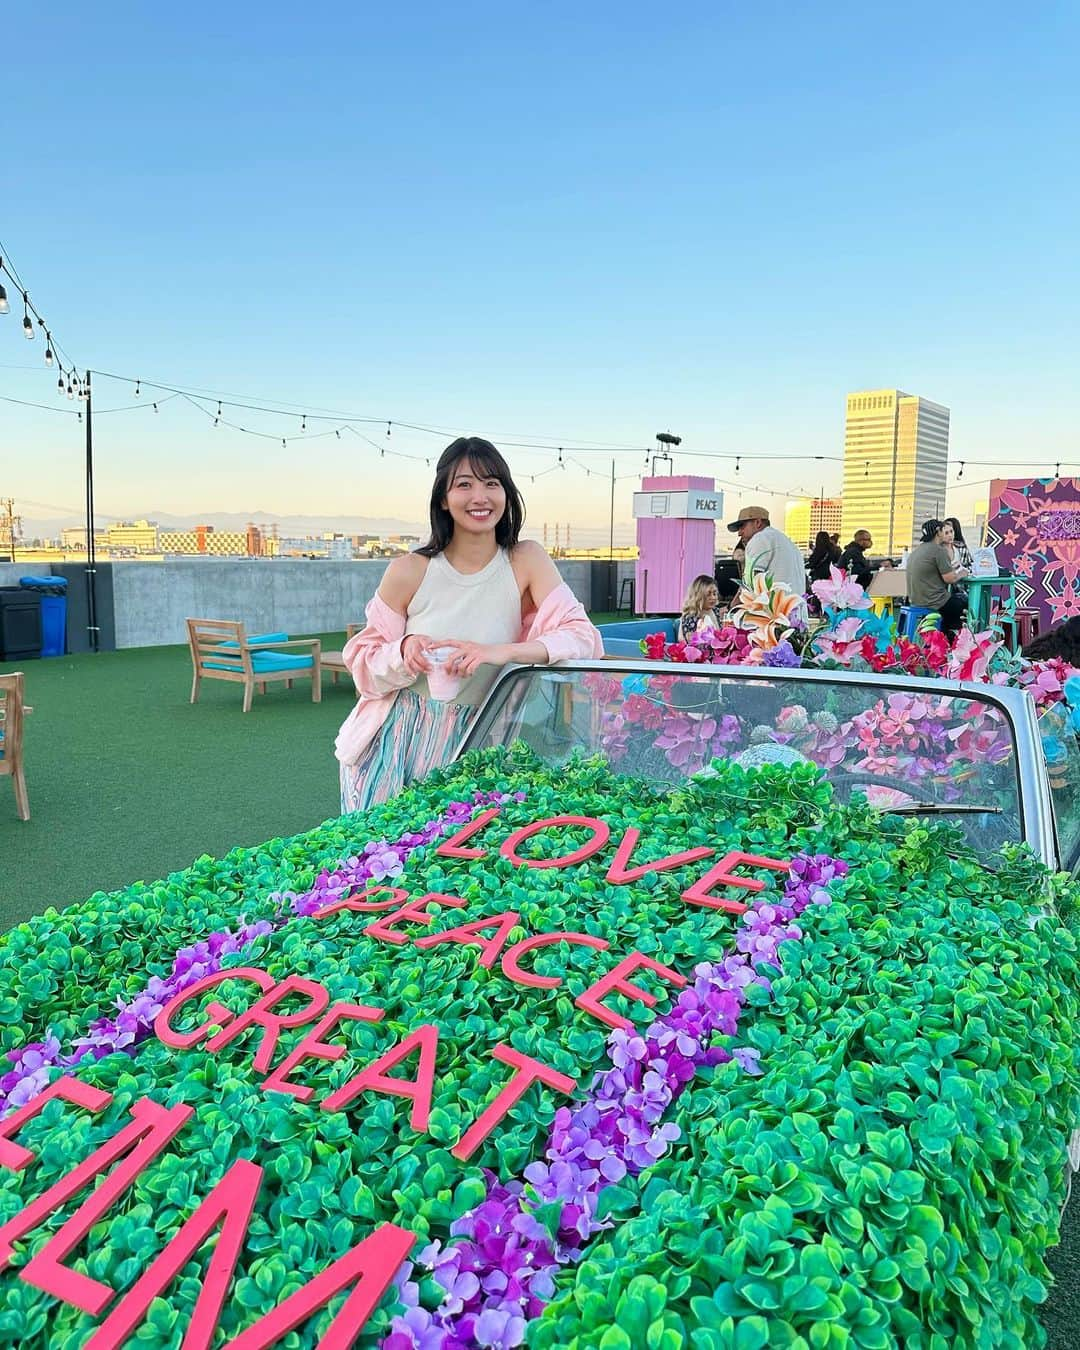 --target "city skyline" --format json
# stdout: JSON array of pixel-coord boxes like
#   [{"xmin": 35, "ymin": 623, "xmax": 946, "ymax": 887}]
[{"xmin": 3, "ymin": 5, "xmax": 1078, "ymax": 533}]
